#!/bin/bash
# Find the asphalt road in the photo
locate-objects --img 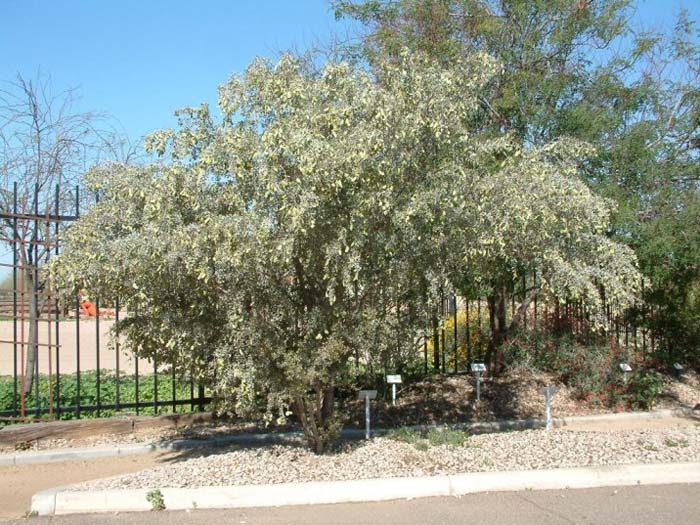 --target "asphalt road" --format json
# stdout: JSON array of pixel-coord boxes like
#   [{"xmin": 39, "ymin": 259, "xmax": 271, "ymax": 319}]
[{"xmin": 4, "ymin": 483, "xmax": 699, "ymax": 525}]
